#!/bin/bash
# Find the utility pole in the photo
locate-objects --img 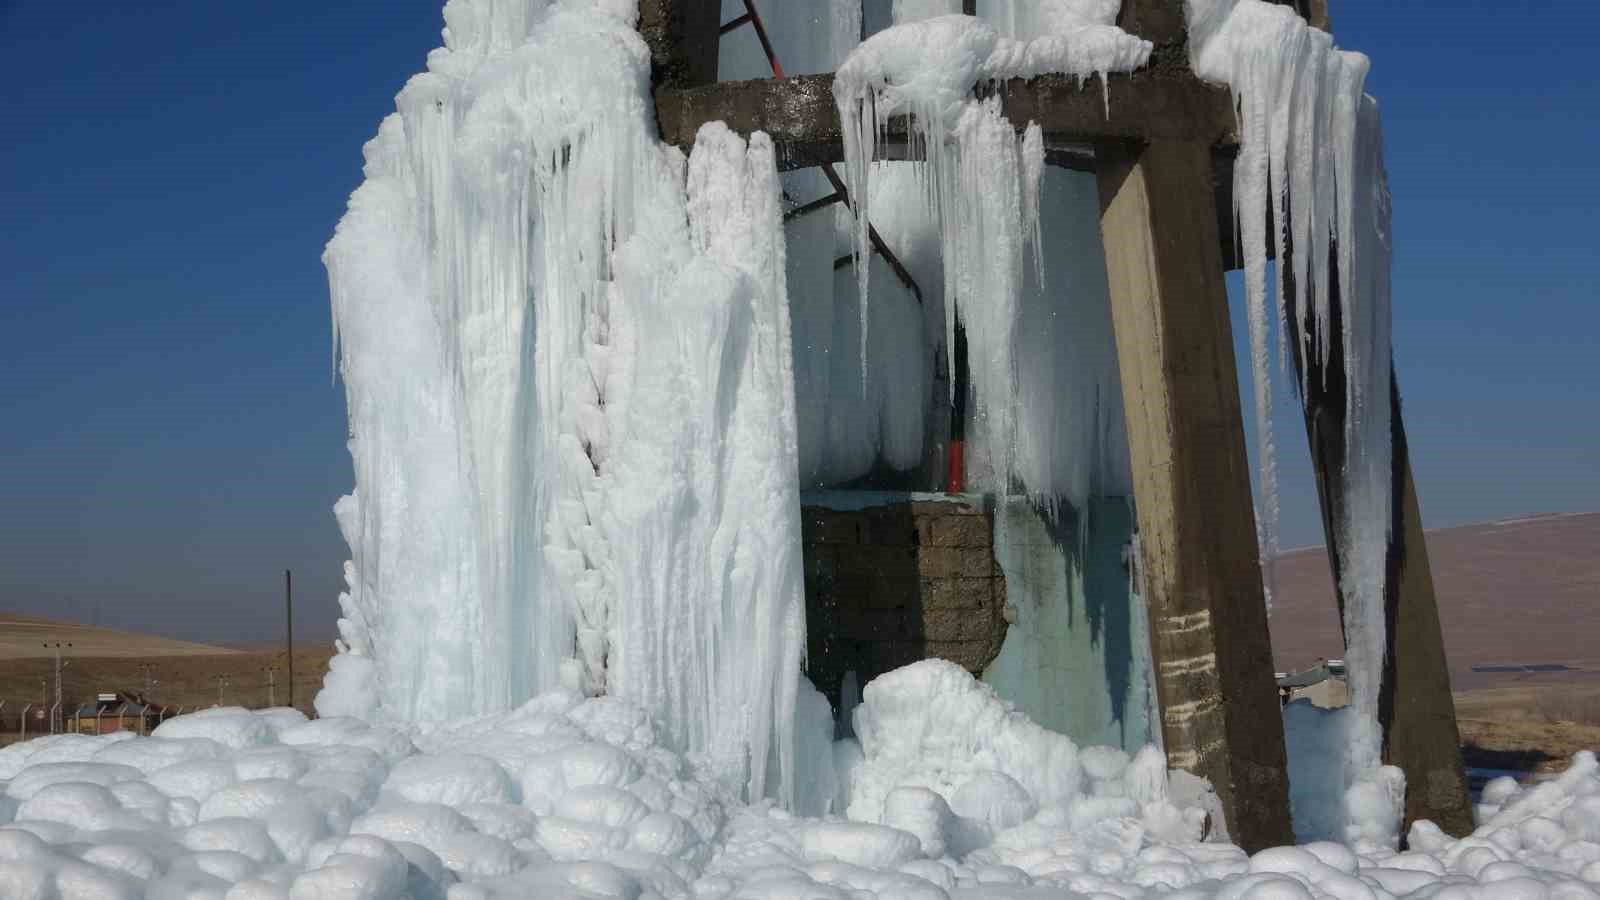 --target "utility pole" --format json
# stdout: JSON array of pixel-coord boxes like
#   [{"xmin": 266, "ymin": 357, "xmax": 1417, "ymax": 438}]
[
  {"xmin": 285, "ymin": 569, "xmax": 295, "ymax": 711},
  {"xmin": 264, "ymin": 667, "xmax": 277, "ymax": 708},
  {"xmin": 213, "ymin": 672, "xmax": 231, "ymax": 707},
  {"xmin": 139, "ymin": 663, "xmax": 159, "ymax": 702},
  {"xmin": 42, "ymin": 642, "xmax": 70, "ymax": 733}
]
